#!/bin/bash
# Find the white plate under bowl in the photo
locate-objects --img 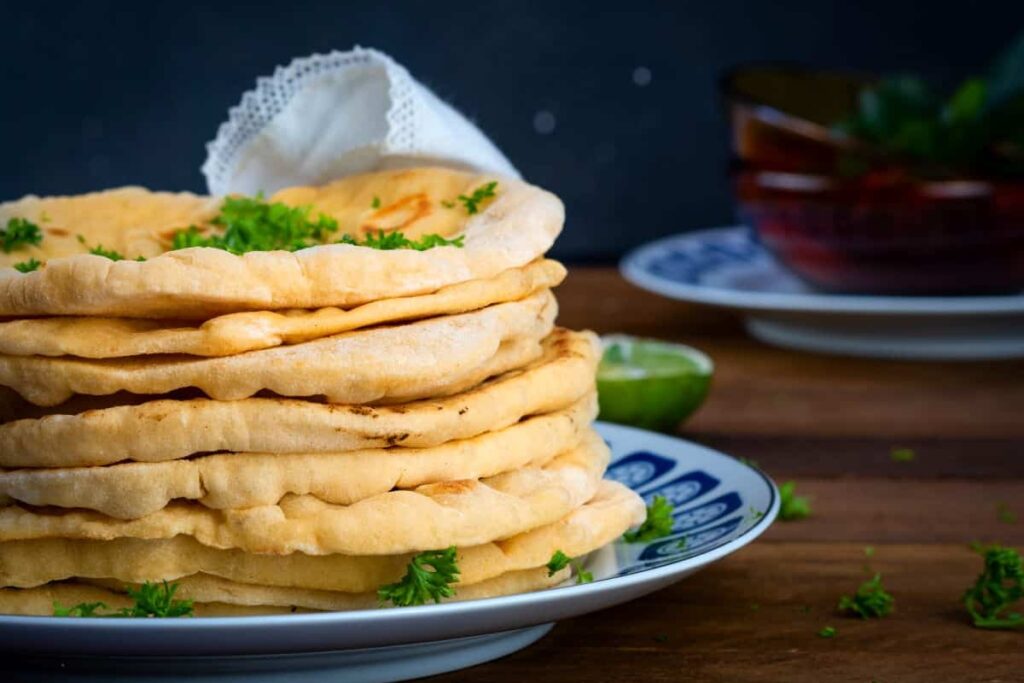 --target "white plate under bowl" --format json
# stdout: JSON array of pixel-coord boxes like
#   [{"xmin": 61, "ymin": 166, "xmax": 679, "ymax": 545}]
[
  {"xmin": 0, "ymin": 422, "xmax": 778, "ymax": 683},
  {"xmin": 621, "ymin": 226, "xmax": 1024, "ymax": 360}
]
